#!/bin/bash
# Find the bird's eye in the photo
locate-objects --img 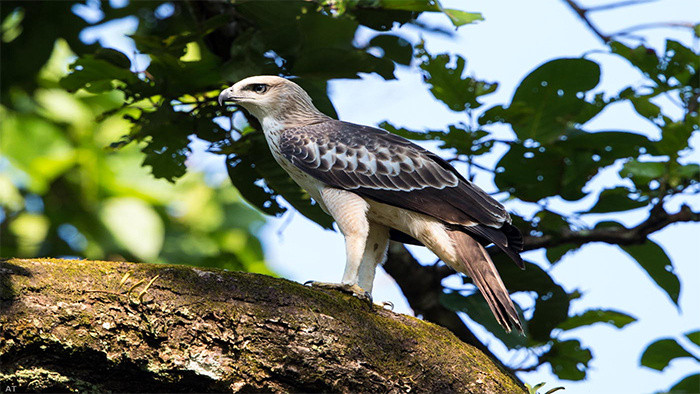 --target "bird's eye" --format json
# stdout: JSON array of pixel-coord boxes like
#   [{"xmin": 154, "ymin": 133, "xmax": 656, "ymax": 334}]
[{"xmin": 251, "ymin": 84, "xmax": 268, "ymax": 94}]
